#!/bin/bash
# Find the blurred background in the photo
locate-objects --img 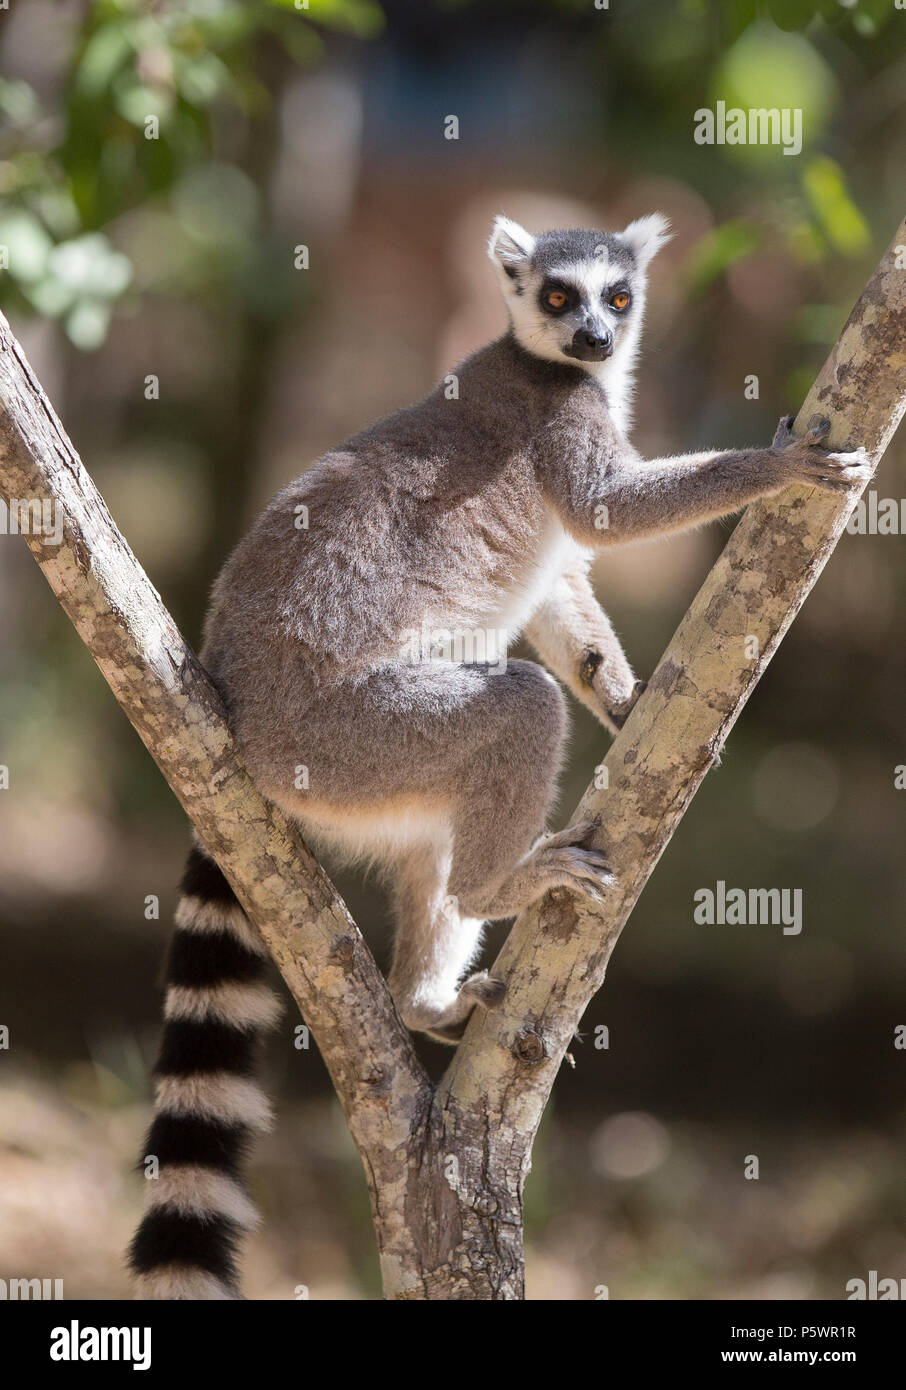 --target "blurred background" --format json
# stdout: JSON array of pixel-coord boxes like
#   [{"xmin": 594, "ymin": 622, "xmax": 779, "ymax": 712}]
[{"xmin": 1, "ymin": 0, "xmax": 905, "ymax": 1300}]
